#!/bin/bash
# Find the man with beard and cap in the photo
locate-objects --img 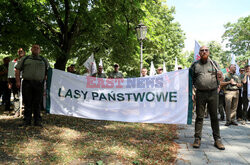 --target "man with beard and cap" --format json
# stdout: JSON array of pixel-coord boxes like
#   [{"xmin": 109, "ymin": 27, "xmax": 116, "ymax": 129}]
[{"xmin": 190, "ymin": 46, "xmax": 225, "ymax": 150}]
